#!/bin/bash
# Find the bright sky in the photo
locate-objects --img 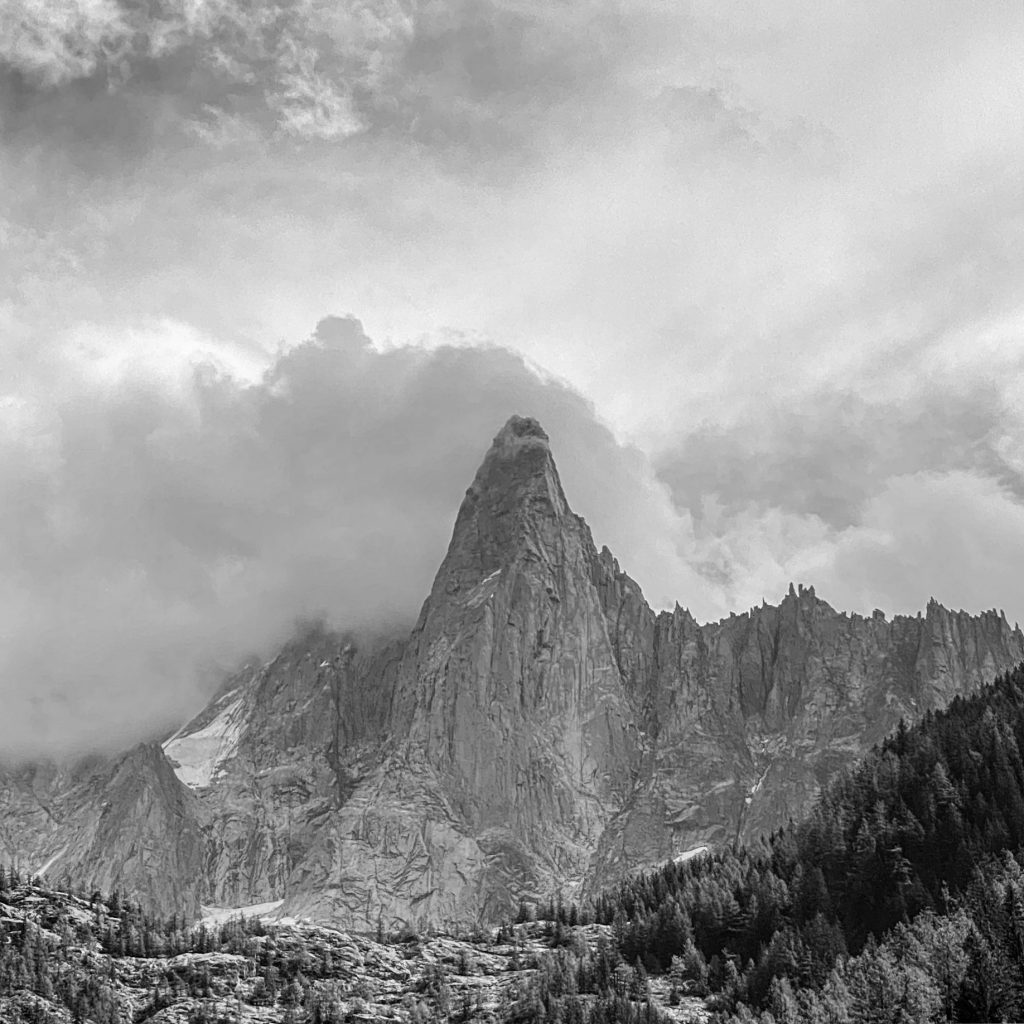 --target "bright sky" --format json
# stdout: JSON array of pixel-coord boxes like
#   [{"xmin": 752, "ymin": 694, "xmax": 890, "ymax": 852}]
[{"xmin": 2, "ymin": 0, "xmax": 1023, "ymax": 754}]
